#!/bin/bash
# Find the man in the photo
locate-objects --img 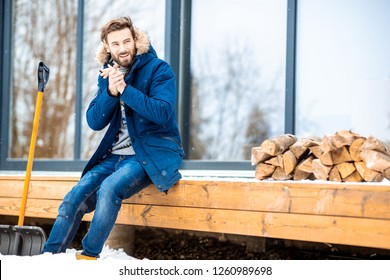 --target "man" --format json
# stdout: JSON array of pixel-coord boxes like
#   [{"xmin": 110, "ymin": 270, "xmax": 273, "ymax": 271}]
[{"xmin": 42, "ymin": 16, "xmax": 183, "ymax": 260}]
